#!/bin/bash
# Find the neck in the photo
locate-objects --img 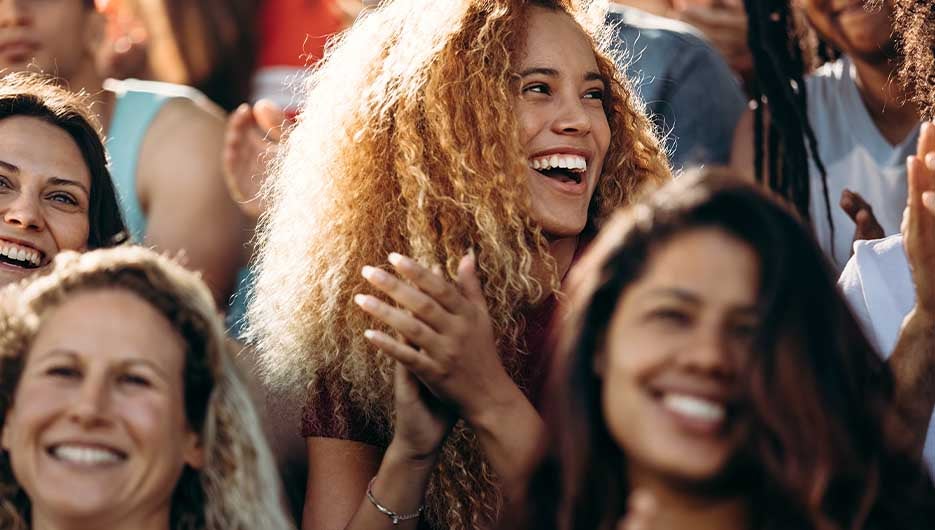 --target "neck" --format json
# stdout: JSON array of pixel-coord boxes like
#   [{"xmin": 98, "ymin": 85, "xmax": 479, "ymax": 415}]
[
  {"xmin": 550, "ymin": 234, "xmax": 580, "ymax": 279},
  {"xmin": 850, "ymin": 54, "xmax": 920, "ymax": 145},
  {"xmin": 32, "ymin": 505, "xmax": 172, "ymax": 530},
  {"xmin": 628, "ymin": 472, "xmax": 751, "ymax": 530},
  {"xmin": 530, "ymin": 234, "xmax": 579, "ymax": 305},
  {"xmin": 63, "ymin": 64, "xmax": 117, "ymax": 133}
]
